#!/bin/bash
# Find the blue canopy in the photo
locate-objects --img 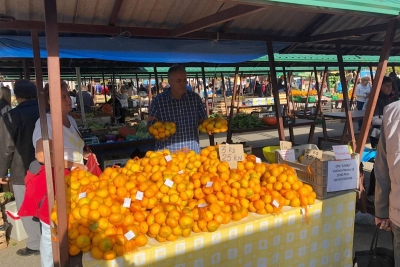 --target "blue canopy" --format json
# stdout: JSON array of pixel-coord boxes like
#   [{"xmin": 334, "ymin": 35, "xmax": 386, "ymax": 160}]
[{"xmin": 0, "ymin": 36, "xmax": 288, "ymax": 64}]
